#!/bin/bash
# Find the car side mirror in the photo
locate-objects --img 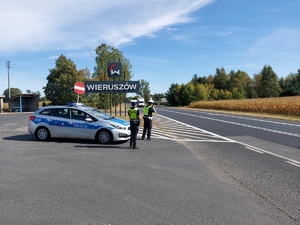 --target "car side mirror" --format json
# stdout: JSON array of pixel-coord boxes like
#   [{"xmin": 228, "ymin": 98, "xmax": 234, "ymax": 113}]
[{"xmin": 85, "ymin": 118, "xmax": 93, "ymax": 122}]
